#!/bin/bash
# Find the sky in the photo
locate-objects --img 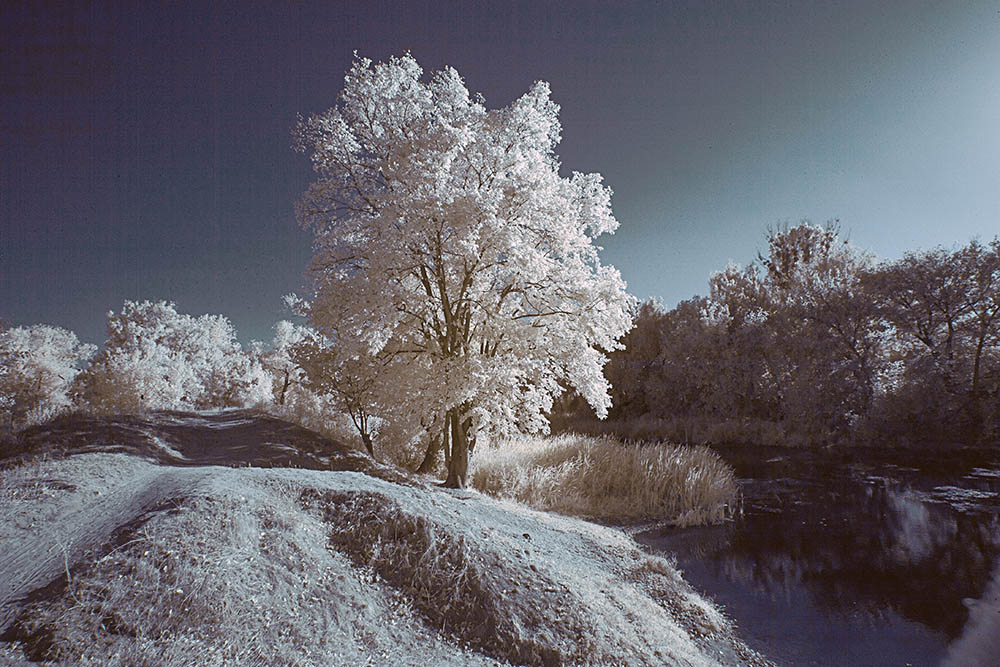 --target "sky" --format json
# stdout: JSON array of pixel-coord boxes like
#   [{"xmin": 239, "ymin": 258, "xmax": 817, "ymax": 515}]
[{"xmin": 3, "ymin": 0, "xmax": 999, "ymax": 345}]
